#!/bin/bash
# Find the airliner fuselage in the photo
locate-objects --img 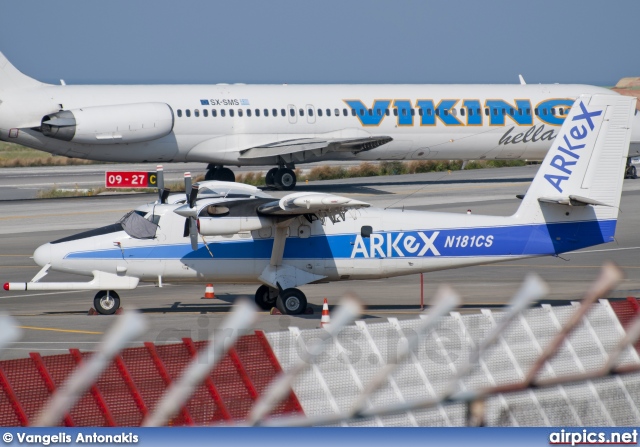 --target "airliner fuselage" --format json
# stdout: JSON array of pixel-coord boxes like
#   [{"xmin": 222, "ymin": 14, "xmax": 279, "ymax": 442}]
[{"xmin": 0, "ymin": 53, "xmax": 637, "ymax": 189}]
